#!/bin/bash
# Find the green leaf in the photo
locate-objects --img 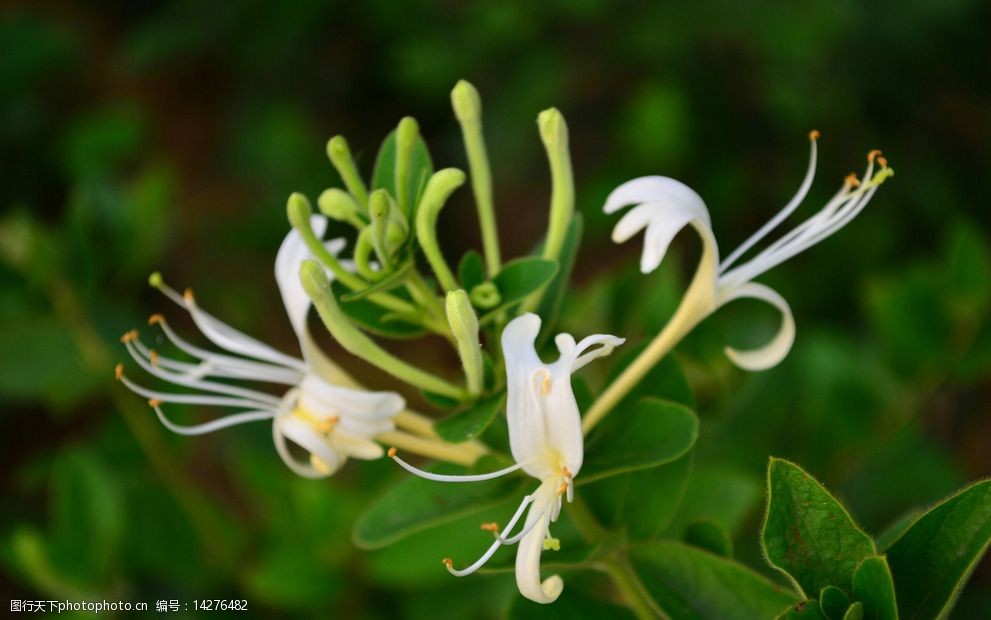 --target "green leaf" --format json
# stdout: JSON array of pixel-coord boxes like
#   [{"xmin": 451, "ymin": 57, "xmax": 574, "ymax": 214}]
[
  {"xmin": 762, "ymin": 458, "xmax": 875, "ymax": 597},
  {"xmin": 536, "ymin": 214, "xmax": 583, "ymax": 335},
  {"xmin": 632, "ymin": 541, "xmax": 798, "ymax": 620},
  {"xmin": 876, "ymin": 509, "xmax": 923, "ymax": 553},
  {"xmin": 339, "ymin": 260, "xmax": 413, "ymax": 302},
  {"xmin": 353, "ymin": 459, "xmax": 526, "ymax": 549},
  {"xmin": 435, "ymin": 393, "xmax": 504, "ymax": 443},
  {"xmin": 330, "ymin": 279, "xmax": 424, "ymax": 339},
  {"xmin": 777, "ymin": 600, "xmax": 828, "ymax": 619},
  {"xmin": 819, "ymin": 586, "xmax": 851, "ymax": 620},
  {"xmin": 607, "ymin": 344, "xmax": 696, "ymax": 409},
  {"xmin": 852, "ymin": 556, "xmax": 898, "ymax": 620},
  {"xmin": 509, "ymin": 582, "xmax": 636, "ymax": 619},
  {"xmin": 664, "ymin": 465, "xmax": 763, "ymax": 539},
  {"xmin": 481, "ymin": 257, "xmax": 558, "ymax": 319},
  {"xmin": 458, "ymin": 250, "xmax": 486, "ymax": 292},
  {"xmin": 371, "ymin": 128, "xmax": 433, "ymax": 211},
  {"xmin": 886, "ymin": 479, "xmax": 991, "ymax": 620},
  {"xmin": 583, "ymin": 451, "xmax": 693, "ymax": 540},
  {"xmin": 843, "ymin": 602, "xmax": 864, "ymax": 620},
  {"xmin": 684, "ymin": 520, "xmax": 732, "ymax": 557},
  {"xmin": 580, "ymin": 397, "xmax": 698, "ymax": 484}
]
